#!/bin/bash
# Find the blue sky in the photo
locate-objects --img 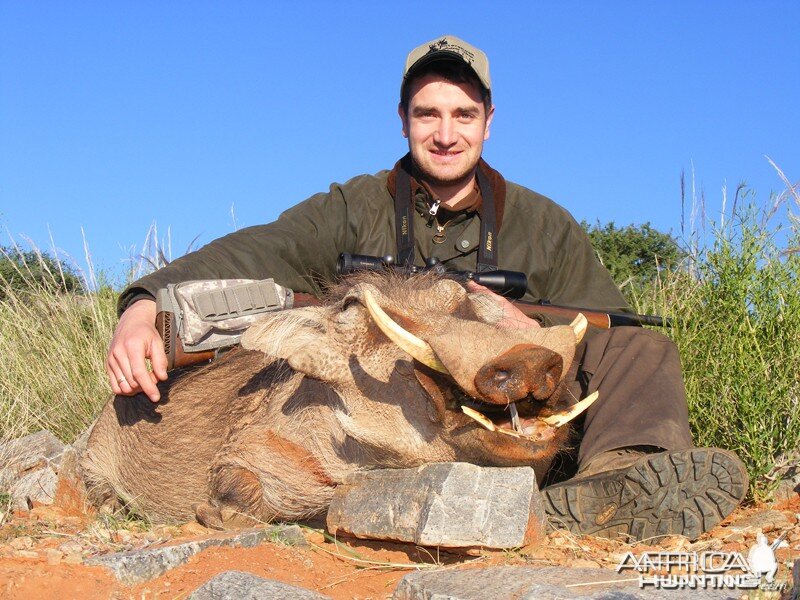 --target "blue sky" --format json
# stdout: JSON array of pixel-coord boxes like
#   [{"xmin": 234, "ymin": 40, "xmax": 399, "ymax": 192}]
[{"xmin": 1, "ymin": 1, "xmax": 798, "ymax": 284}]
